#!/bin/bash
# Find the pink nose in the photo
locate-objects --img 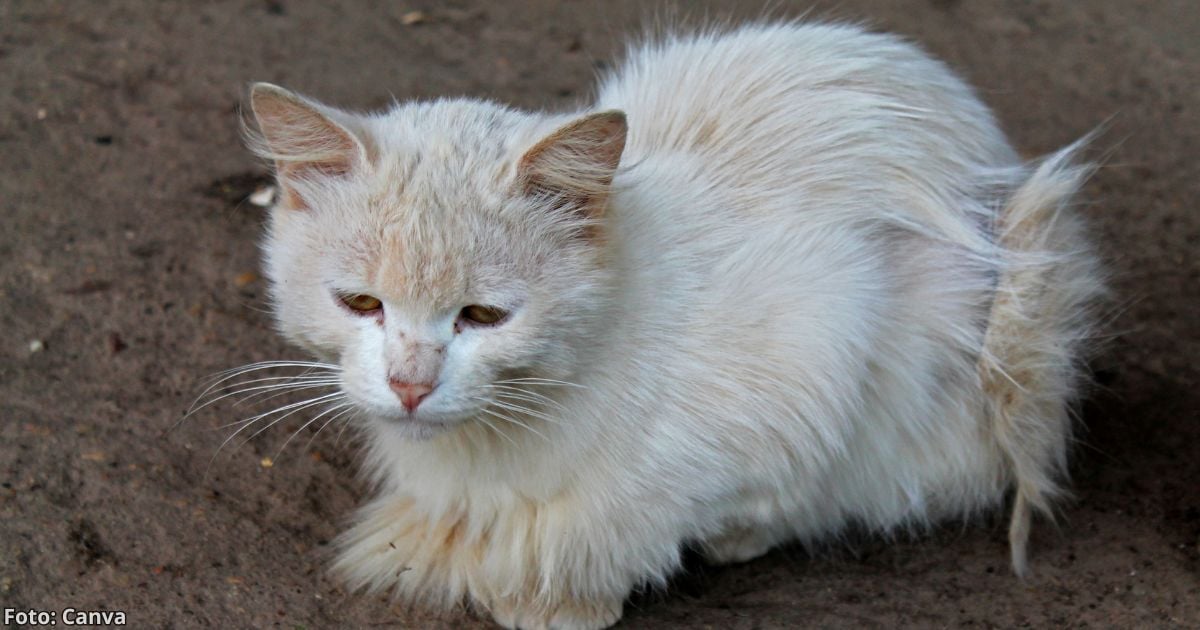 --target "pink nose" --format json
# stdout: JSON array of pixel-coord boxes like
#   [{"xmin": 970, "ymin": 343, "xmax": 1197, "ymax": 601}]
[{"xmin": 389, "ymin": 380, "xmax": 434, "ymax": 412}]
